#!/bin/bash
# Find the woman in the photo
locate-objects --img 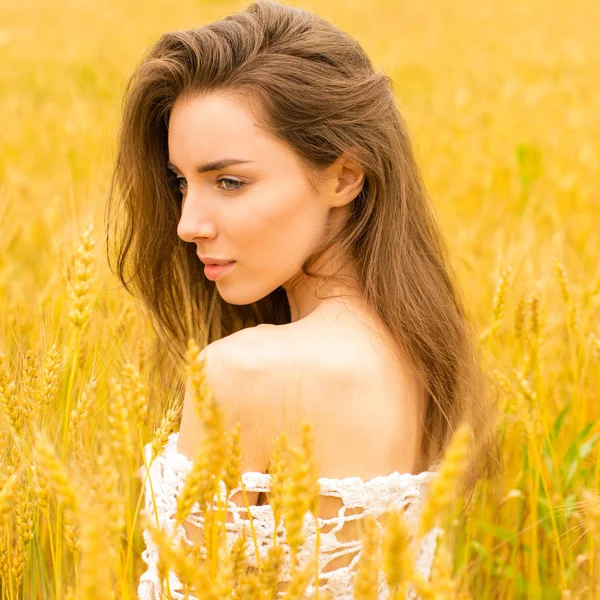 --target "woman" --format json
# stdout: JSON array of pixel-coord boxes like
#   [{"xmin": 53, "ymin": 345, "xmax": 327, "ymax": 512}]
[{"xmin": 106, "ymin": 1, "xmax": 500, "ymax": 597}]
